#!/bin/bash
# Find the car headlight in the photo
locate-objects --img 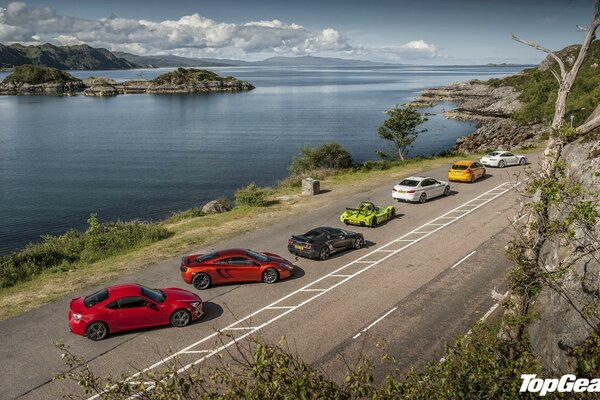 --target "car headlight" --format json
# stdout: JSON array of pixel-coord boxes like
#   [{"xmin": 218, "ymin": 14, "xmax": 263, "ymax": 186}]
[
  {"xmin": 190, "ymin": 302, "xmax": 201, "ymax": 310},
  {"xmin": 72, "ymin": 313, "xmax": 82, "ymax": 321}
]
